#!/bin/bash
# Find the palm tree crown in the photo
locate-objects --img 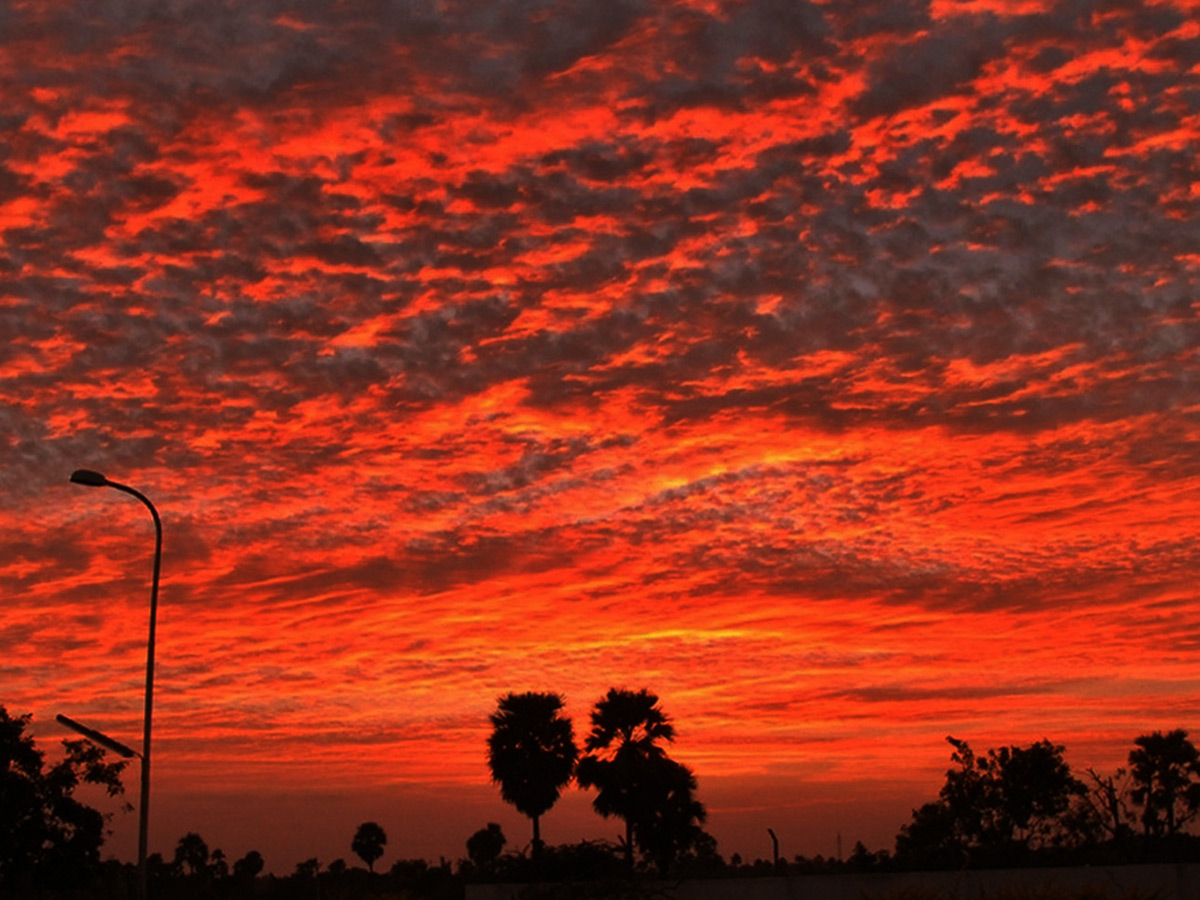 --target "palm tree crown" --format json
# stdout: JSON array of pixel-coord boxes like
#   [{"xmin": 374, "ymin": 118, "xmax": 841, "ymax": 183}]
[{"xmin": 583, "ymin": 687, "xmax": 676, "ymax": 757}]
